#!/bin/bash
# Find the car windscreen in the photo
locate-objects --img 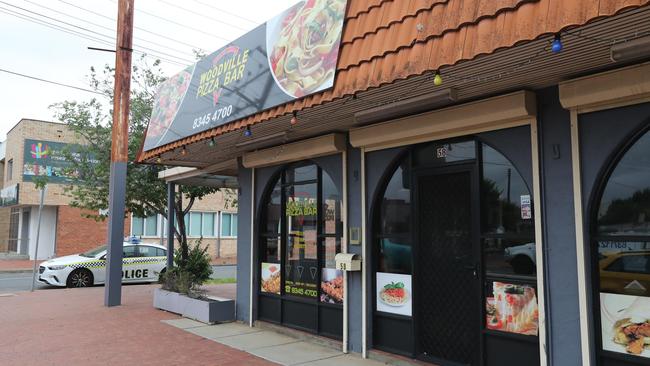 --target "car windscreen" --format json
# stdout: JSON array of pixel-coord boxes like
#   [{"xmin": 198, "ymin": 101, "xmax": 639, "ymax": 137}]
[{"xmin": 81, "ymin": 245, "xmax": 107, "ymax": 257}]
